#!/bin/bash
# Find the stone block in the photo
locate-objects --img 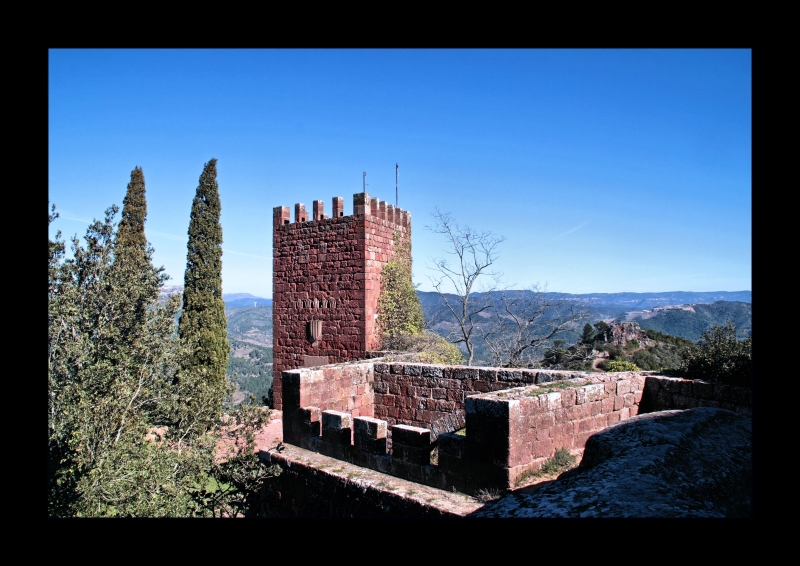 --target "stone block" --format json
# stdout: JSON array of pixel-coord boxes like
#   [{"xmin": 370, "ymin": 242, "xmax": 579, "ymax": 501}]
[
  {"xmin": 422, "ymin": 365, "xmax": 443, "ymax": 378},
  {"xmin": 353, "ymin": 416, "xmax": 388, "ymax": 454},
  {"xmin": 403, "ymin": 364, "xmax": 423, "ymax": 376},
  {"xmin": 498, "ymin": 370, "xmax": 523, "ymax": 382},
  {"xmin": 585, "ymin": 384, "xmax": 605, "ymax": 402},
  {"xmin": 438, "ymin": 432, "xmax": 466, "ymax": 459},
  {"xmin": 391, "ymin": 424, "xmax": 431, "ymax": 448},
  {"xmin": 321, "ymin": 410, "xmax": 352, "ymax": 446}
]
